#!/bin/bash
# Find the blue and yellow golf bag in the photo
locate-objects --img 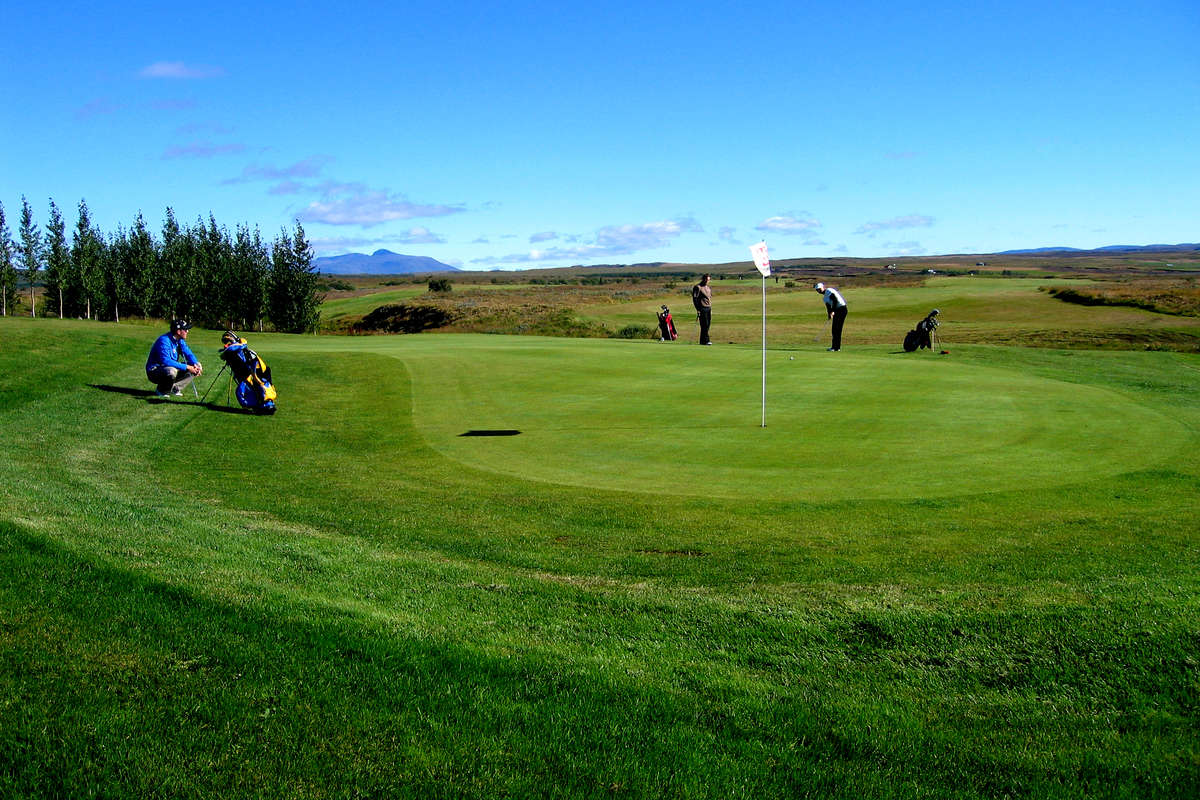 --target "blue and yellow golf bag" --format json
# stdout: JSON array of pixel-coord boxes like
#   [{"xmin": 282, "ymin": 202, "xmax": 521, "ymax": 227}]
[{"xmin": 219, "ymin": 331, "xmax": 277, "ymax": 415}]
